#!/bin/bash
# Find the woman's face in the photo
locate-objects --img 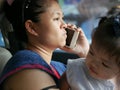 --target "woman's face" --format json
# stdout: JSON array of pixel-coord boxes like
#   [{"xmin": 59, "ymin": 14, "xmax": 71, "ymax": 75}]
[
  {"xmin": 33, "ymin": 1, "xmax": 67, "ymax": 50},
  {"xmin": 86, "ymin": 41, "xmax": 119, "ymax": 80}
]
